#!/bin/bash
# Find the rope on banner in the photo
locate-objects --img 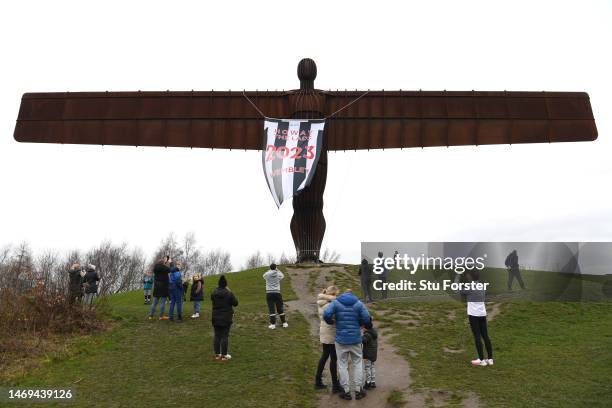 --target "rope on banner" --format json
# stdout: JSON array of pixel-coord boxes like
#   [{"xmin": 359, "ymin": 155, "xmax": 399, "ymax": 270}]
[
  {"xmin": 242, "ymin": 90, "xmax": 266, "ymax": 118},
  {"xmin": 325, "ymin": 90, "xmax": 370, "ymax": 119}
]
